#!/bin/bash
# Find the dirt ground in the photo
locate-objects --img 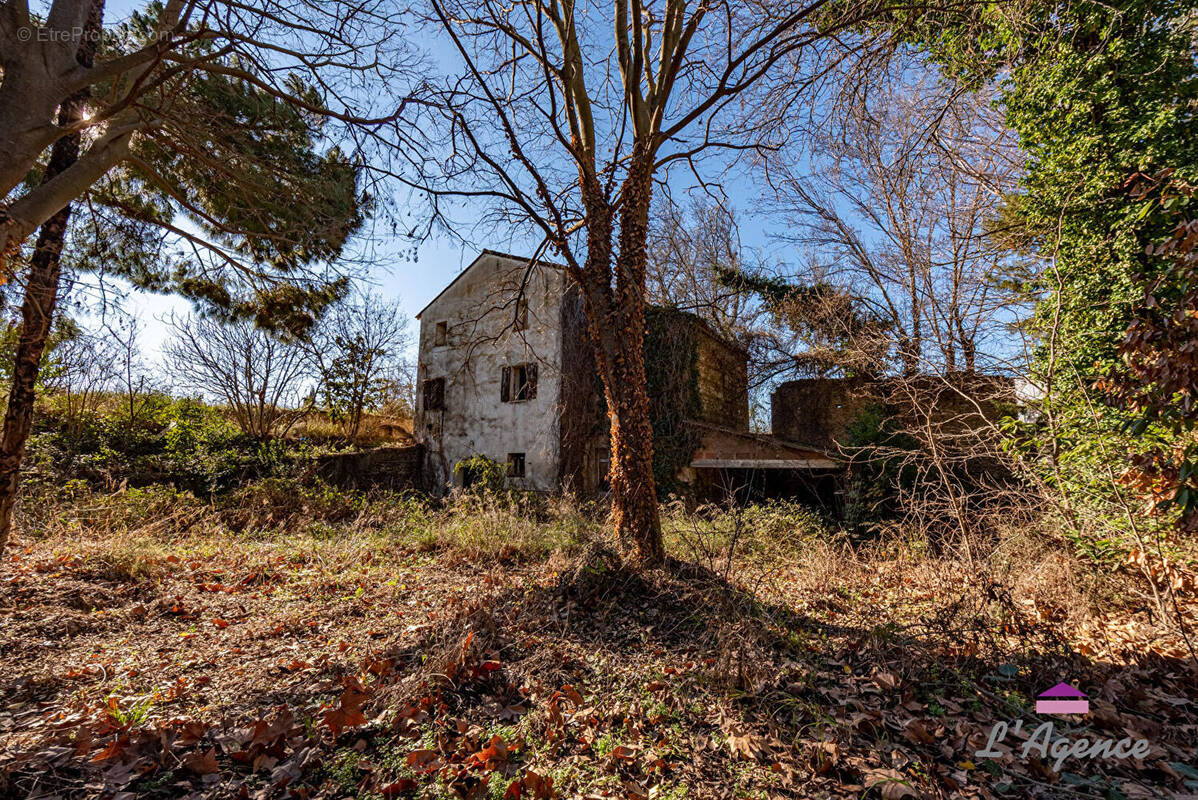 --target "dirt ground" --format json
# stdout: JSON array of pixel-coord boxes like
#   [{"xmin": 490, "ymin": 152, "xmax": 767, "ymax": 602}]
[{"xmin": 1, "ymin": 516, "xmax": 1196, "ymax": 800}]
